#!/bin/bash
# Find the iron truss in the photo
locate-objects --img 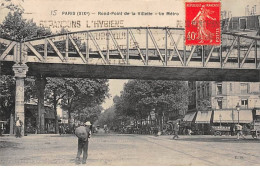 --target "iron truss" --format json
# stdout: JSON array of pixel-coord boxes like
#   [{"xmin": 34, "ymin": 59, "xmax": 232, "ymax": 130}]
[{"xmin": 0, "ymin": 27, "xmax": 260, "ymax": 69}]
